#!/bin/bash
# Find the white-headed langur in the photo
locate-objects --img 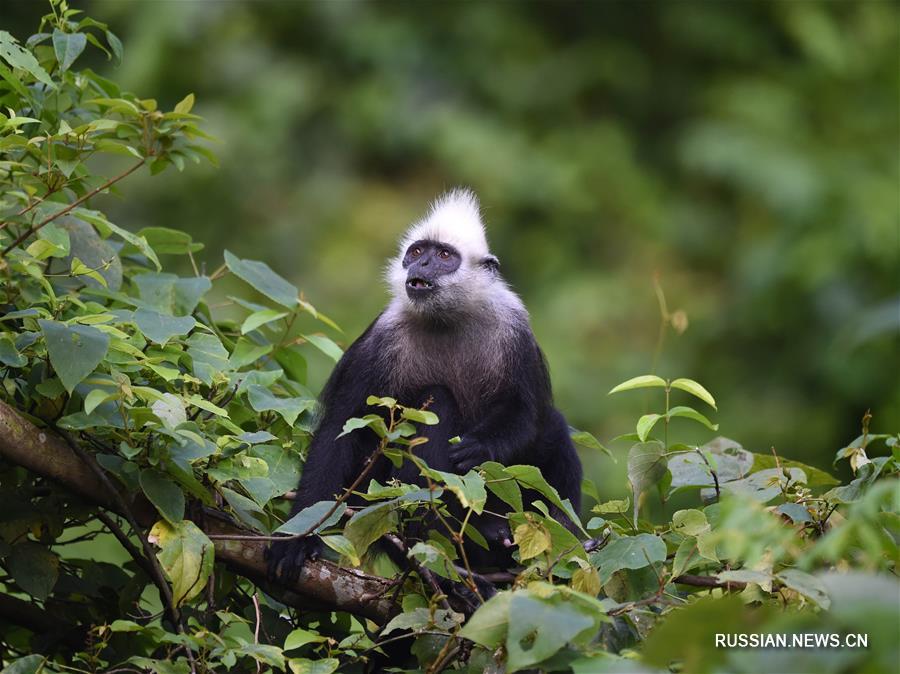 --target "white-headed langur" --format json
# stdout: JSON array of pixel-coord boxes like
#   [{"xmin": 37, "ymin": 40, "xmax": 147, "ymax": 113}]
[{"xmin": 268, "ymin": 189, "xmax": 583, "ymax": 583}]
